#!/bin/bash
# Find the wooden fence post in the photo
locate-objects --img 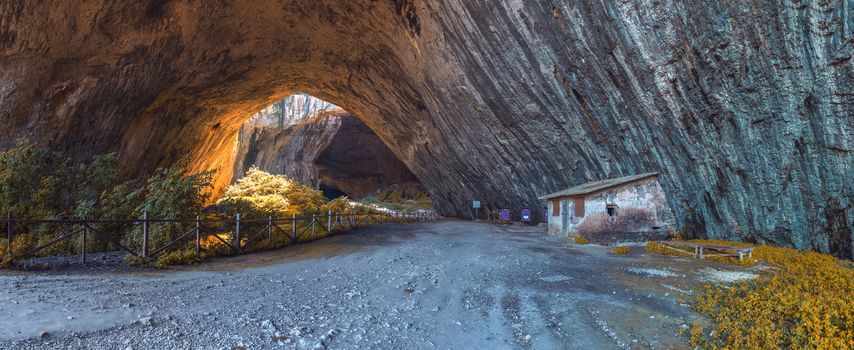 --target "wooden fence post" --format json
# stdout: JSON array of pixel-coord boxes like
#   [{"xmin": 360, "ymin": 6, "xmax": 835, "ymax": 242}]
[
  {"xmin": 268, "ymin": 216, "xmax": 273, "ymax": 242},
  {"xmin": 142, "ymin": 211, "xmax": 149, "ymax": 259},
  {"xmin": 311, "ymin": 214, "xmax": 316, "ymax": 238},
  {"xmin": 235, "ymin": 213, "xmax": 241, "ymax": 253},
  {"xmin": 327, "ymin": 210, "xmax": 331, "ymax": 234},
  {"xmin": 6, "ymin": 210, "xmax": 11, "ymax": 255},
  {"xmin": 291, "ymin": 214, "xmax": 296, "ymax": 240},
  {"xmin": 195, "ymin": 216, "xmax": 201, "ymax": 254},
  {"xmin": 81, "ymin": 222, "xmax": 87, "ymax": 264}
]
